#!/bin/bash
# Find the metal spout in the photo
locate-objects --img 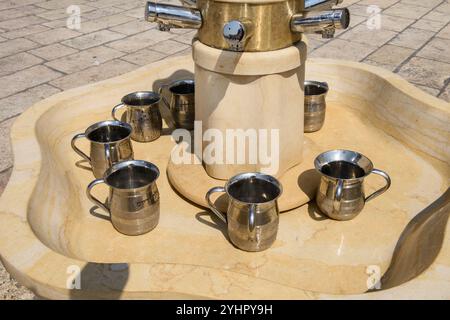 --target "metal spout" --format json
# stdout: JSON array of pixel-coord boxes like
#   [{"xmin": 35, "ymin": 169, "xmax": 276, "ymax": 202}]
[
  {"xmin": 145, "ymin": 1, "xmax": 202, "ymax": 31},
  {"xmin": 291, "ymin": 8, "xmax": 350, "ymax": 38}
]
